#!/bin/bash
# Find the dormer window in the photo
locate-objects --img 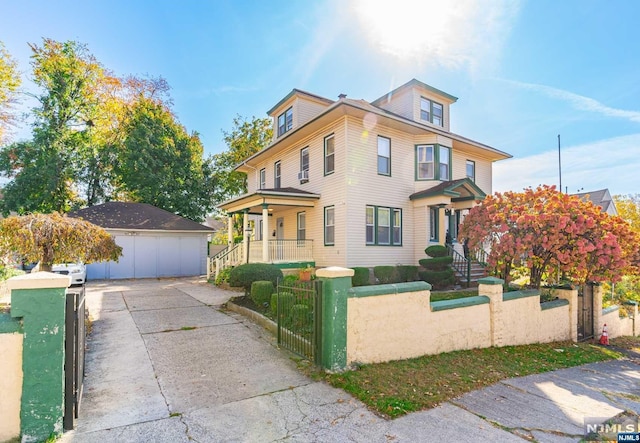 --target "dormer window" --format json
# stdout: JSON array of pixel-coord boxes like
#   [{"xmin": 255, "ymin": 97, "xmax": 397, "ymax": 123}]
[
  {"xmin": 277, "ymin": 107, "xmax": 293, "ymax": 136},
  {"xmin": 420, "ymin": 97, "xmax": 443, "ymax": 127}
]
